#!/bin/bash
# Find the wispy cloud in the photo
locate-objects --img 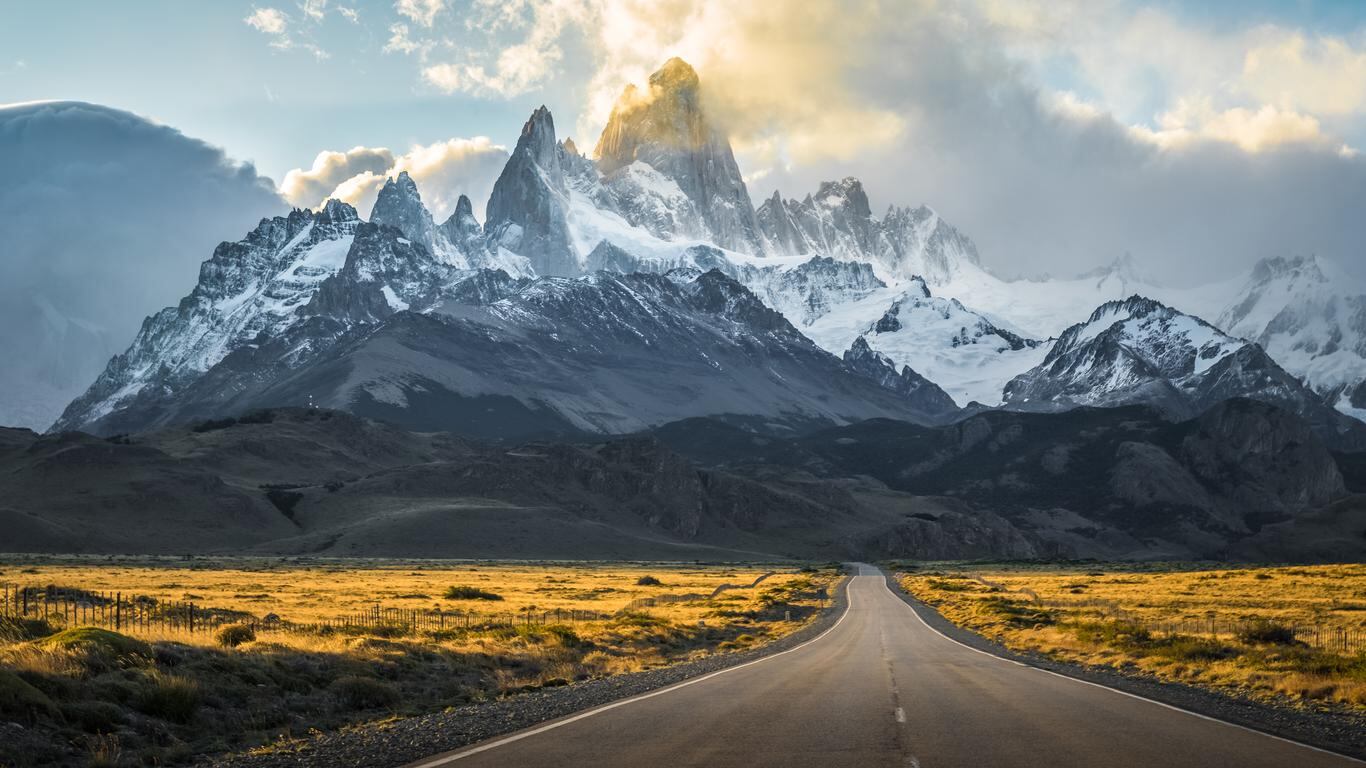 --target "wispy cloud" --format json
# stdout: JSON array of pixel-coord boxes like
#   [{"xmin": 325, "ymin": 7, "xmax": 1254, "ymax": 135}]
[
  {"xmin": 395, "ymin": 0, "xmax": 445, "ymax": 28},
  {"xmin": 244, "ymin": 4, "xmax": 332, "ymax": 59}
]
